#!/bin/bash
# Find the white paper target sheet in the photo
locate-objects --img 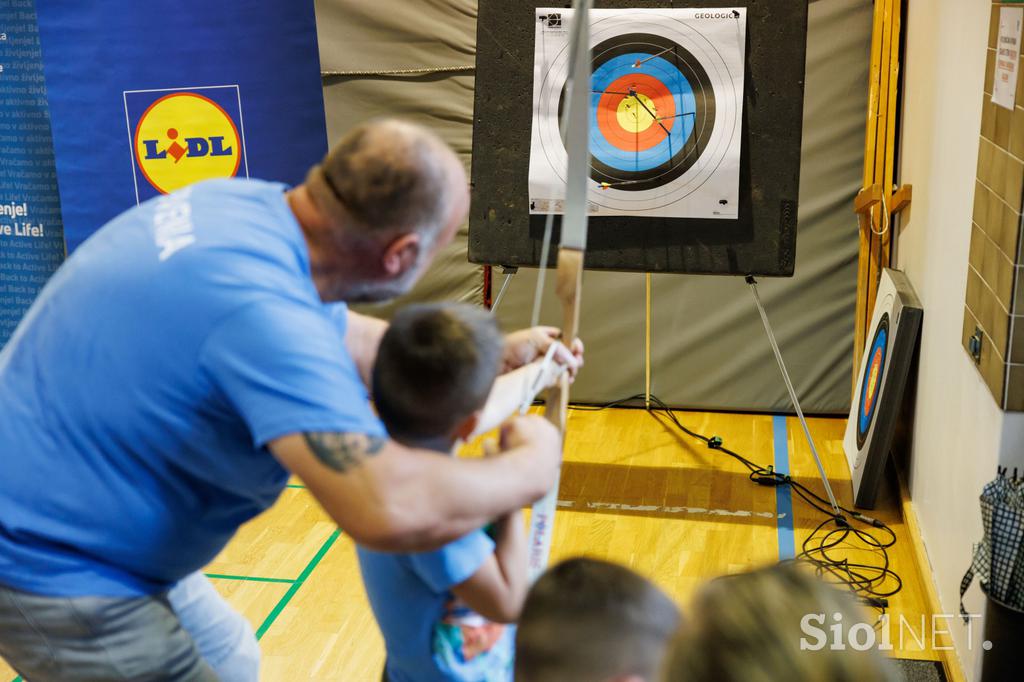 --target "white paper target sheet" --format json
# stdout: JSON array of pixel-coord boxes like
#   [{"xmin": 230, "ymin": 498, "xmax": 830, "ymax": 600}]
[{"xmin": 528, "ymin": 8, "xmax": 746, "ymax": 219}]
